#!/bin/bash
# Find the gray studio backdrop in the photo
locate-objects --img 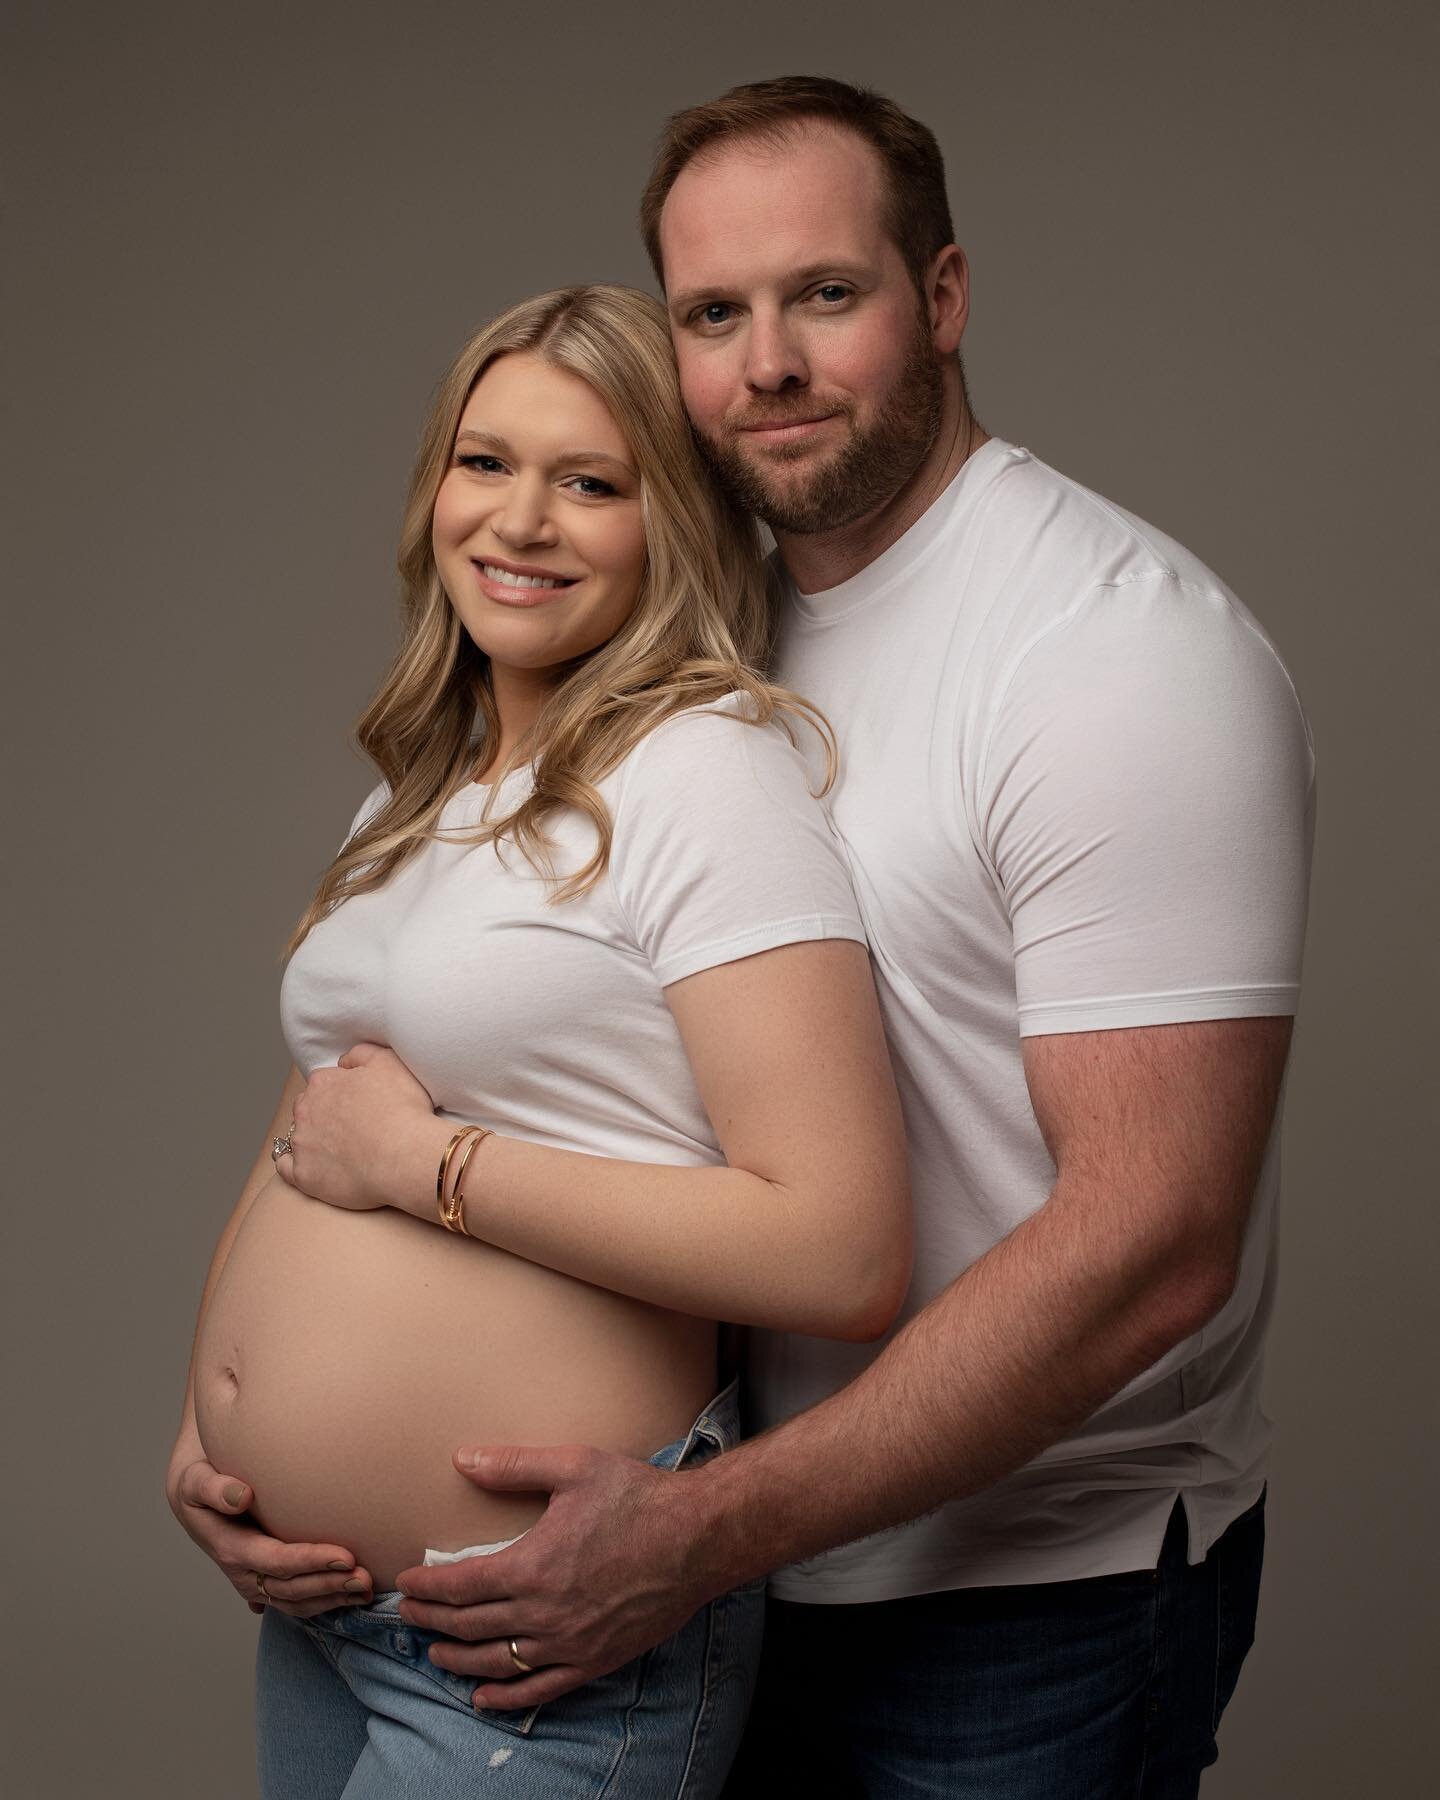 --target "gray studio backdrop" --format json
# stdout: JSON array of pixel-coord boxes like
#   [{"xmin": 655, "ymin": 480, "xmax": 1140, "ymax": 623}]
[{"xmin": 6, "ymin": 2, "xmax": 1436, "ymax": 1795}]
